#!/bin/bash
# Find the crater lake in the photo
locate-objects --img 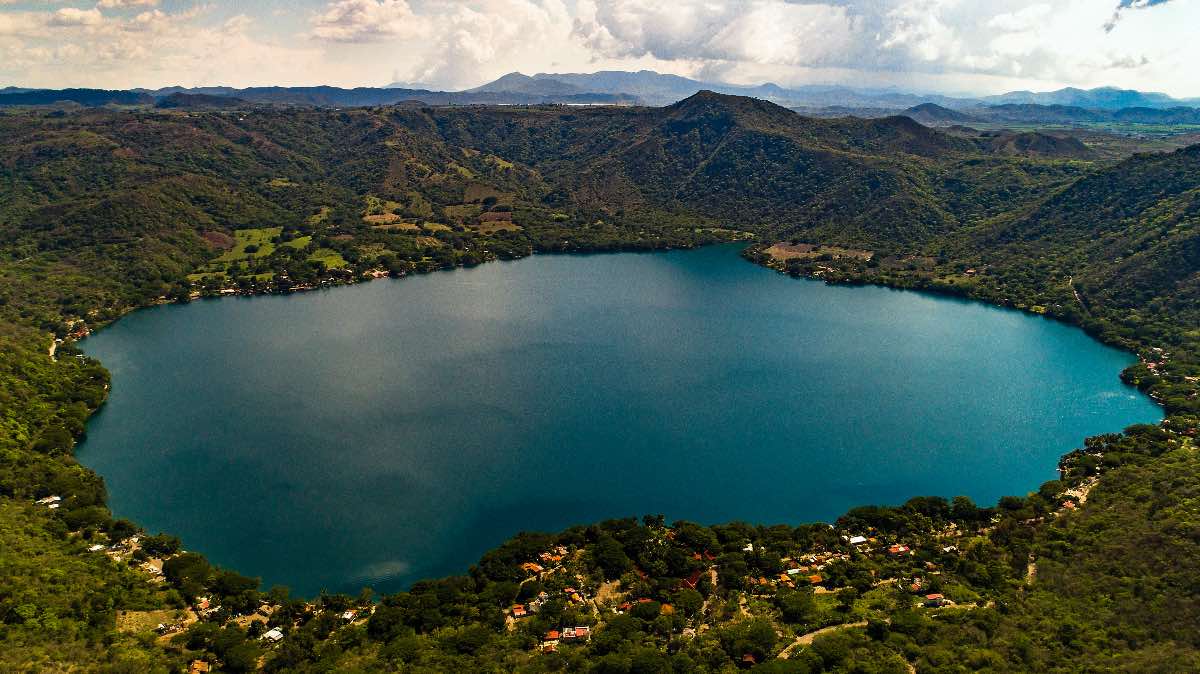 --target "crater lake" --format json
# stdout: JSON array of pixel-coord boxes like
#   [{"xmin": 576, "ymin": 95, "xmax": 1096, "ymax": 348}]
[{"xmin": 77, "ymin": 244, "xmax": 1162, "ymax": 596}]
